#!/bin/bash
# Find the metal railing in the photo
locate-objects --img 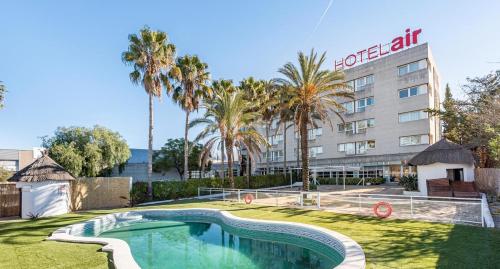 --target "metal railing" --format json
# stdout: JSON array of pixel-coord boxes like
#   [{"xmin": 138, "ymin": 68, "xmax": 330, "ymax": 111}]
[{"xmin": 197, "ymin": 187, "xmax": 484, "ymax": 226}]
